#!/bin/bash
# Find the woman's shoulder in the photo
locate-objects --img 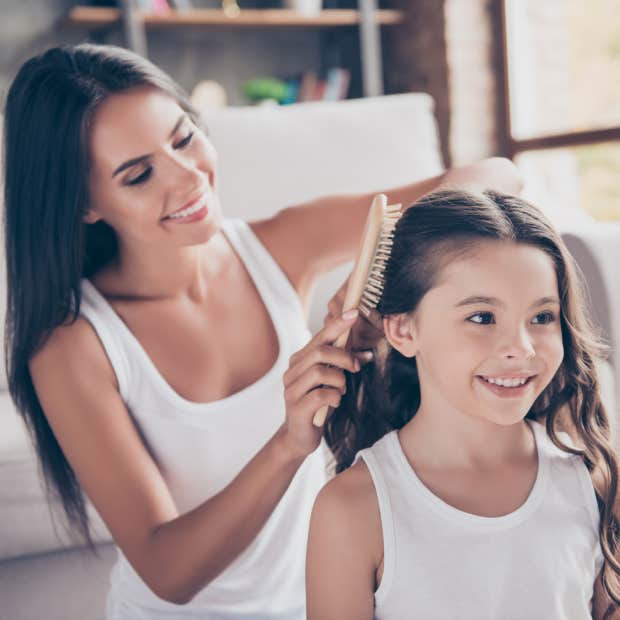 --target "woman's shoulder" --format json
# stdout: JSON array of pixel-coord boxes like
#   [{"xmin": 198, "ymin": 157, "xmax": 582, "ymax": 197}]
[{"xmin": 29, "ymin": 314, "xmax": 117, "ymax": 392}]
